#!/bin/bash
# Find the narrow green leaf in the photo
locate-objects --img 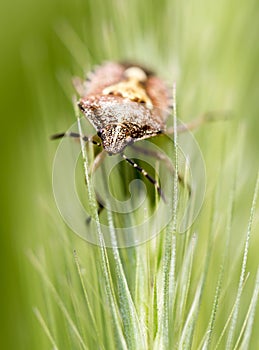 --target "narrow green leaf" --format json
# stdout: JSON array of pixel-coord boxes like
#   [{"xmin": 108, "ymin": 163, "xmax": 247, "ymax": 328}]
[{"xmin": 226, "ymin": 172, "xmax": 259, "ymax": 349}]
